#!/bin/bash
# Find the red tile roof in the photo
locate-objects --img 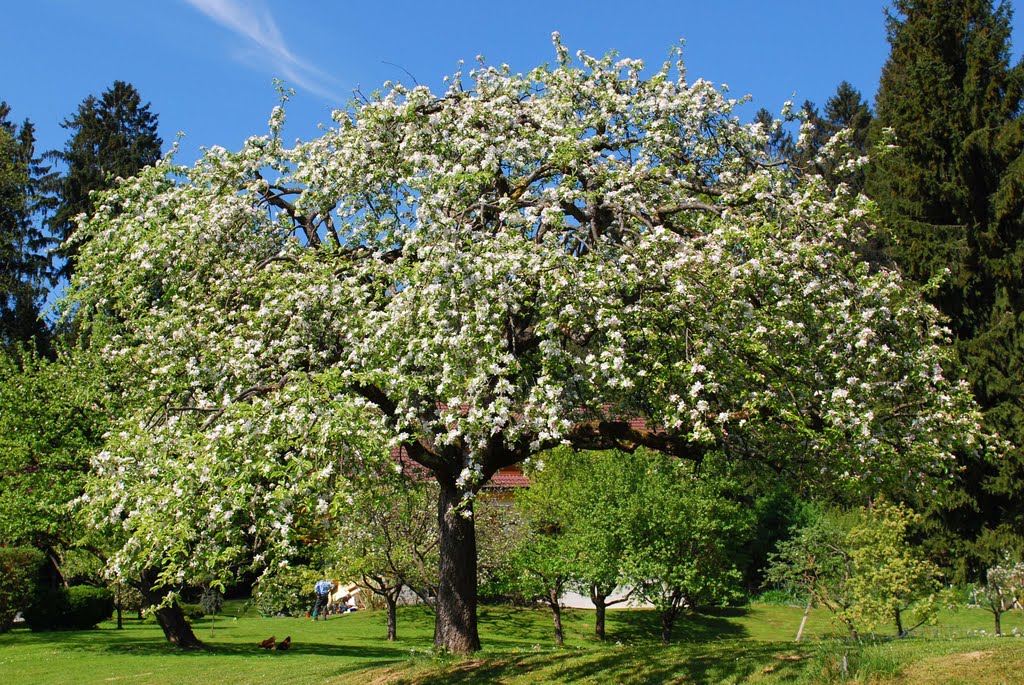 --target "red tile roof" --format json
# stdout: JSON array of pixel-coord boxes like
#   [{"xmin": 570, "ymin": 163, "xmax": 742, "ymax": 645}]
[{"xmin": 488, "ymin": 469, "xmax": 531, "ymax": 490}]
